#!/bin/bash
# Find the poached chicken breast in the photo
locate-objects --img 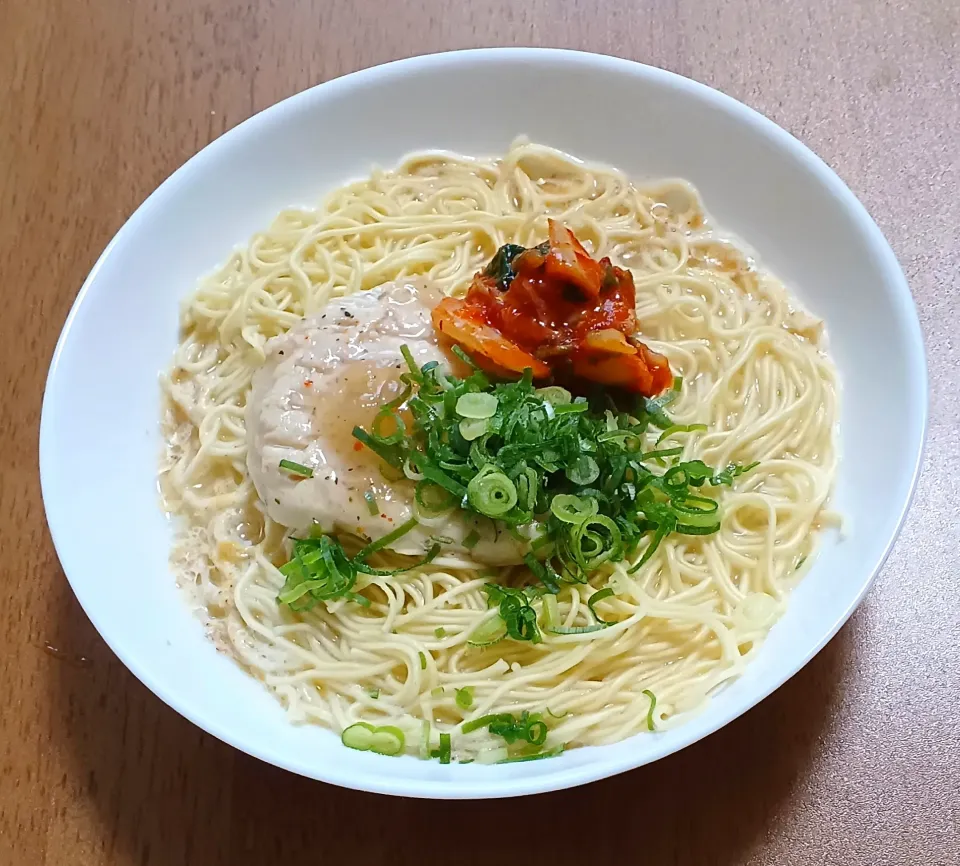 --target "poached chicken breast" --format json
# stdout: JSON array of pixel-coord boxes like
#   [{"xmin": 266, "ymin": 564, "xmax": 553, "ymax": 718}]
[{"xmin": 245, "ymin": 281, "xmax": 528, "ymax": 564}]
